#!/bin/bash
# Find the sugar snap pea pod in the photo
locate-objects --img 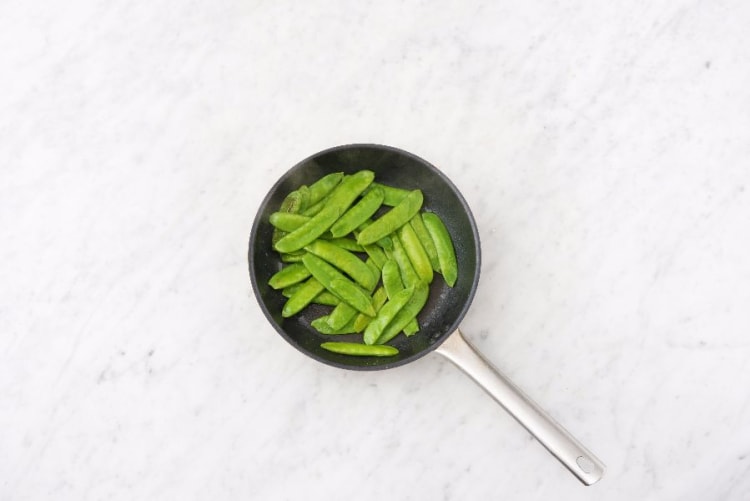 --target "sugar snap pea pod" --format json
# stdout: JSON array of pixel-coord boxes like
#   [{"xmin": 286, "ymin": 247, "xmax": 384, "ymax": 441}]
[
  {"xmin": 382, "ymin": 259, "xmax": 404, "ymax": 299},
  {"xmin": 403, "ymin": 321, "xmax": 419, "ymax": 336},
  {"xmin": 376, "ymin": 282, "xmax": 429, "ymax": 344},
  {"xmin": 281, "ymin": 284, "xmax": 340, "ymax": 306},
  {"xmin": 308, "ymin": 172, "xmax": 344, "ymax": 206},
  {"xmin": 327, "ymin": 237, "xmax": 364, "ymax": 253},
  {"xmin": 302, "ymin": 199, "xmax": 326, "ymax": 217},
  {"xmin": 363, "ymin": 287, "xmax": 414, "ymax": 345},
  {"xmin": 422, "ymin": 212, "xmax": 458, "ymax": 287},
  {"xmin": 365, "ymin": 258, "xmax": 380, "ymax": 282},
  {"xmin": 275, "ymin": 171, "xmax": 374, "ymax": 253},
  {"xmin": 356, "ymin": 190, "xmax": 424, "ymax": 245},
  {"xmin": 352, "ymin": 286, "xmax": 387, "ymax": 332},
  {"xmin": 327, "ymin": 302, "xmax": 359, "ymax": 330},
  {"xmin": 272, "ymin": 189, "xmax": 306, "ymax": 247},
  {"xmin": 369, "ymin": 182, "xmax": 410, "ymax": 206},
  {"xmin": 296, "ymin": 185, "xmax": 311, "ymax": 212},
  {"xmin": 282, "ymin": 277, "xmax": 325, "ymax": 318},
  {"xmin": 281, "ymin": 282, "xmax": 303, "ymax": 297},
  {"xmin": 363, "ymin": 244, "xmax": 387, "ymax": 268},
  {"xmin": 302, "ymin": 254, "xmax": 376, "ymax": 316},
  {"xmin": 390, "ymin": 234, "xmax": 420, "ymax": 287},
  {"xmin": 304, "ymin": 240, "xmax": 378, "ymax": 290},
  {"xmin": 311, "ymin": 315, "xmax": 357, "ymax": 334},
  {"xmin": 268, "ymin": 263, "xmax": 311, "ymax": 289},
  {"xmin": 320, "ymin": 342, "xmax": 399, "ymax": 357},
  {"xmin": 329, "ymin": 186, "xmax": 384, "ymax": 238},
  {"xmin": 281, "ymin": 252, "xmax": 306, "ymax": 263},
  {"xmin": 410, "ymin": 214, "xmax": 440, "ymax": 272},
  {"xmin": 398, "ymin": 223, "xmax": 433, "ymax": 284},
  {"xmin": 269, "ymin": 212, "xmax": 310, "ymax": 232}
]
